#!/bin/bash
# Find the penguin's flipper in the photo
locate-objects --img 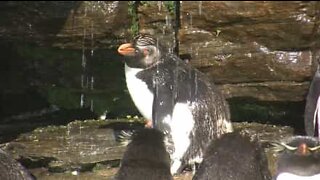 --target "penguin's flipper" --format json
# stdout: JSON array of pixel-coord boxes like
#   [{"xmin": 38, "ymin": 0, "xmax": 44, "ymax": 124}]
[
  {"xmin": 314, "ymin": 95, "xmax": 320, "ymax": 138},
  {"xmin": 305, "ymin": 67, "xmax": 320, "ymax": 136},
  {"xmin": 151, "ymin": 75, "xmax": 174, "ymax": 133}
]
